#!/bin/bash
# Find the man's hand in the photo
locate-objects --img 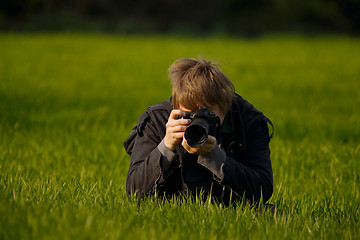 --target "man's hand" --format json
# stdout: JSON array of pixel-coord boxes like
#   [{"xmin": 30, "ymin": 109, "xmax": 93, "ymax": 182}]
[
  {"xmin": 182, "ymin": 135, "xmax": 217, "ymax": 156},
  {"xmin": 164, "ymin": 109, "xmax": 192, "ymax": 151}
]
